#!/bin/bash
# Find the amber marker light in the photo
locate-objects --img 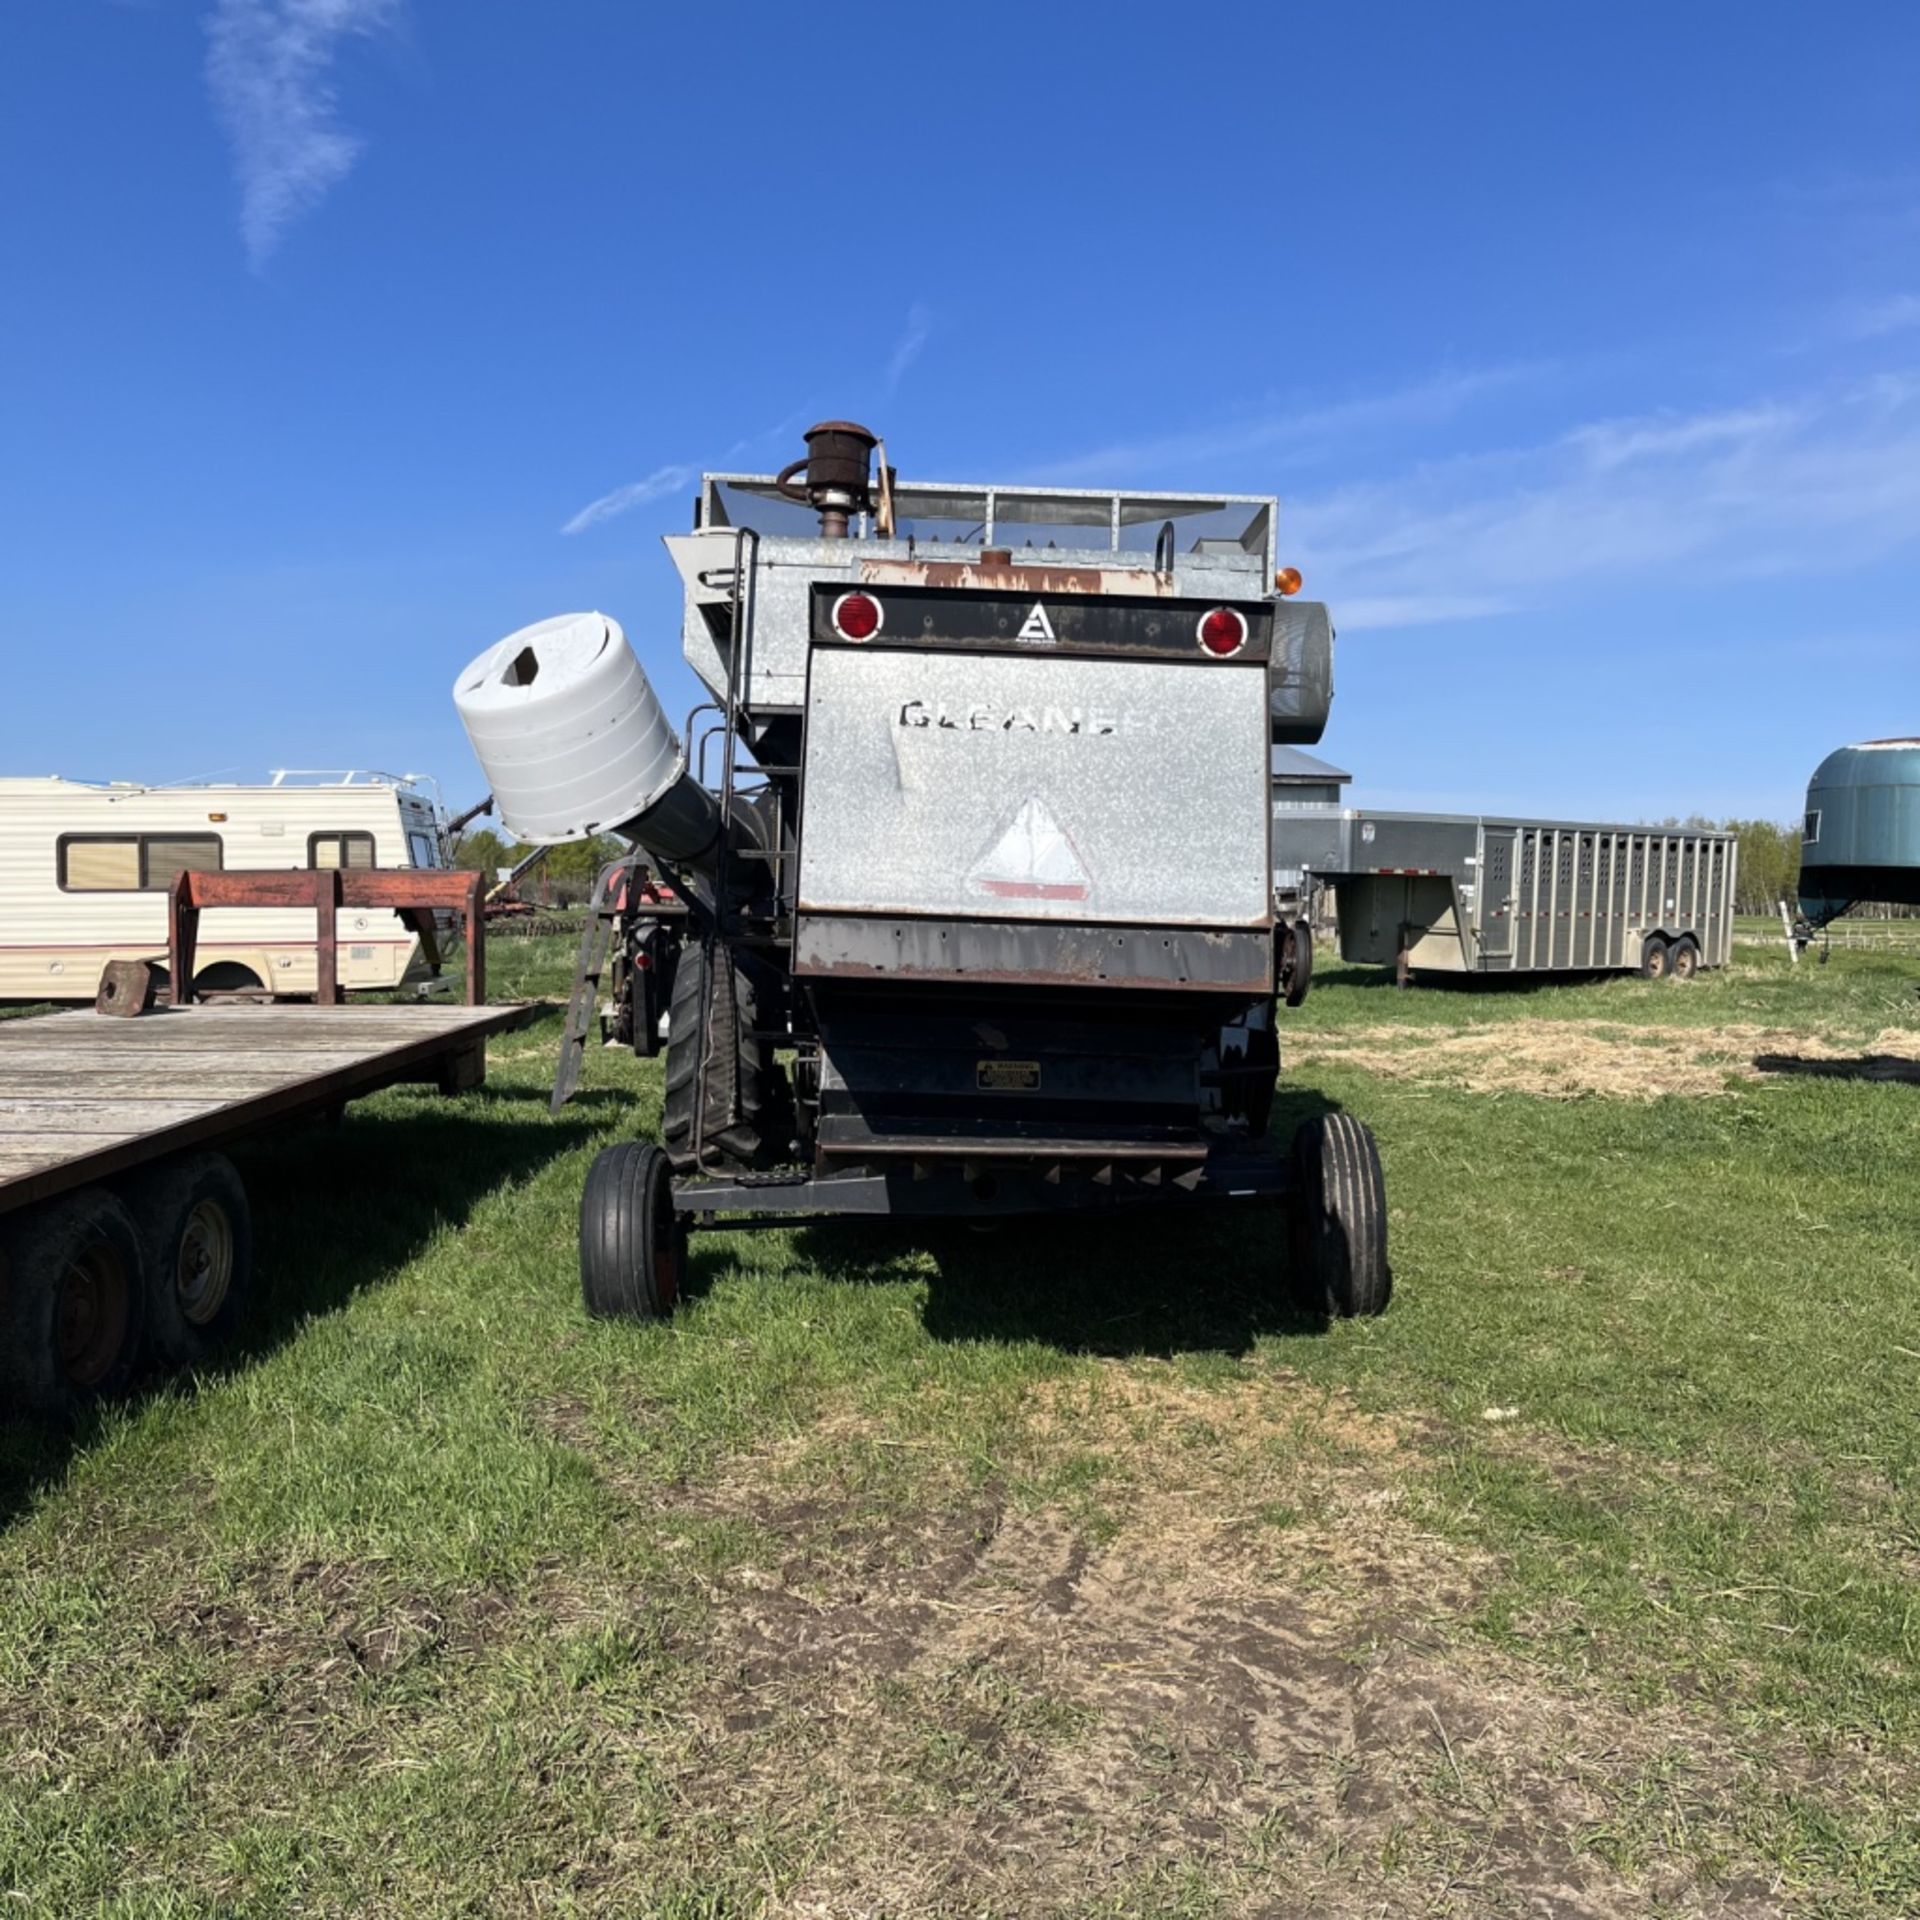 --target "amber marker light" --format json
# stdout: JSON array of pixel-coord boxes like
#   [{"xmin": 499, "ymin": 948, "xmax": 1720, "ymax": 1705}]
[{"xmin": 1275, "ymin": 567, "xmax": 1304, "ymax": 596}]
